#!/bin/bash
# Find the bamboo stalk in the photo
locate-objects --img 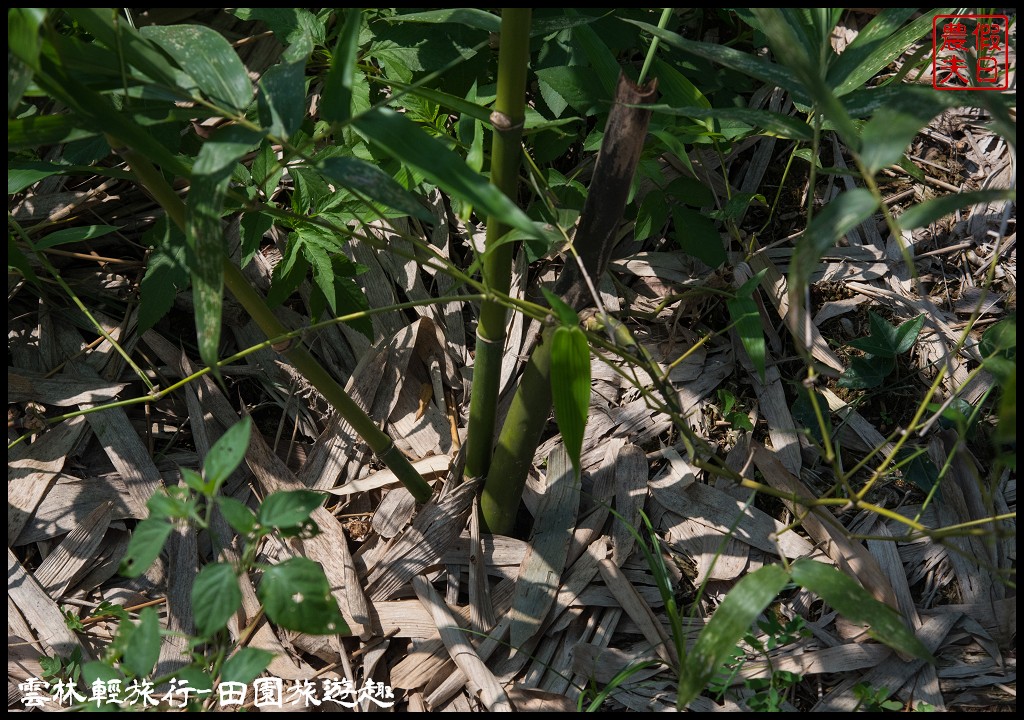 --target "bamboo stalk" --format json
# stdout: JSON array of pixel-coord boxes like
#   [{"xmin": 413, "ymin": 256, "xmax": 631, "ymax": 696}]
[
  {"xmin": 464, "ymin": 8, "xmax": 532, "ymax": 481},
  {"xmin": 480, "ymin": 73, "xmax": 658, "ymax": 534}
]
